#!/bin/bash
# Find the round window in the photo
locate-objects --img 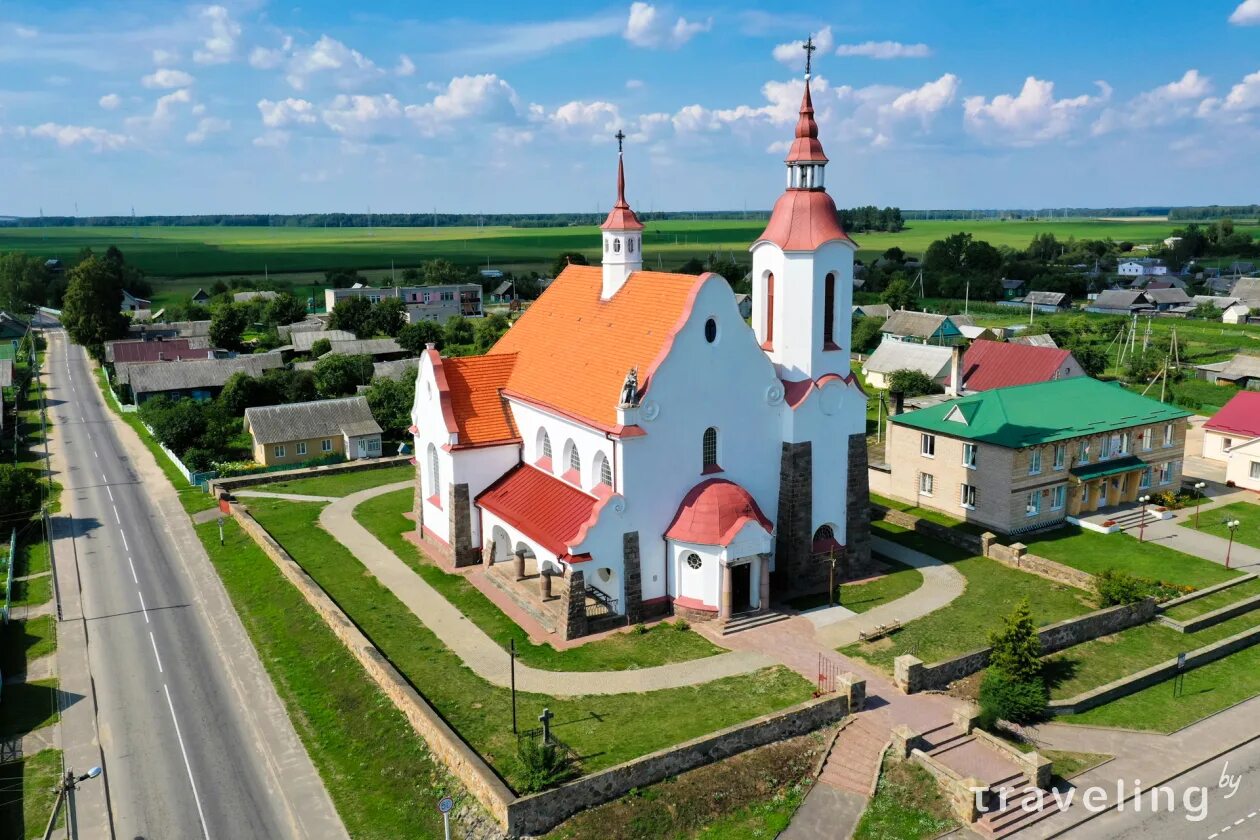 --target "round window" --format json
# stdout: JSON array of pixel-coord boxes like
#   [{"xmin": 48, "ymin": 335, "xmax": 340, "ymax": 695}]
[
  {"xmin": 704, "ymin": 318, "xmax": 717, "ymax": 343},
  {"xmin": 686, "ymin": 553, "xmax": 702, "ymax": 570},
  {"xmin": 597, "ymin": 567, "xmax": 612, "ymax": 583}
]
